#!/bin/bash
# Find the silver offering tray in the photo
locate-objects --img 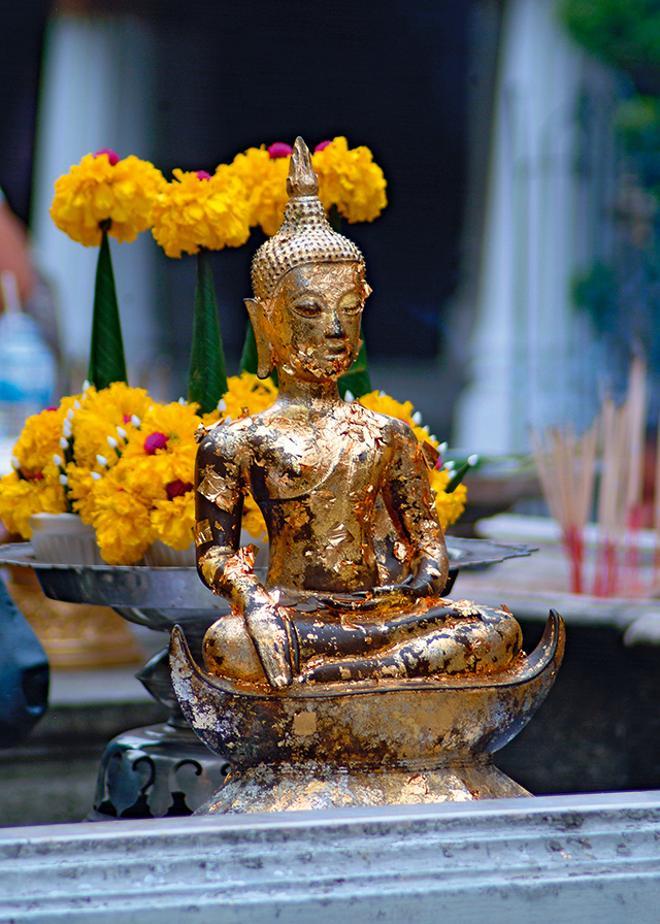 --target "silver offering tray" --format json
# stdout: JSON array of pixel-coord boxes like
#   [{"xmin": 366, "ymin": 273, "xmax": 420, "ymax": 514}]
[{"xmin": 0, "ymin": 537, "xmax": 535, "ymax": 630}]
